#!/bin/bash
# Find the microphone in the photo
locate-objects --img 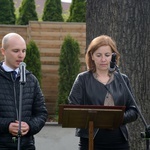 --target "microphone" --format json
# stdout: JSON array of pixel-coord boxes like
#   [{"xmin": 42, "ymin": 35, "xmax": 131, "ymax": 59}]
[
  {"xmin": 19, "ymin": 62, "xmax": 26, "ymax": 84},
  {"xmin": 109, "ymin": 53, "xmax": 116, "ymax": 72}
]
